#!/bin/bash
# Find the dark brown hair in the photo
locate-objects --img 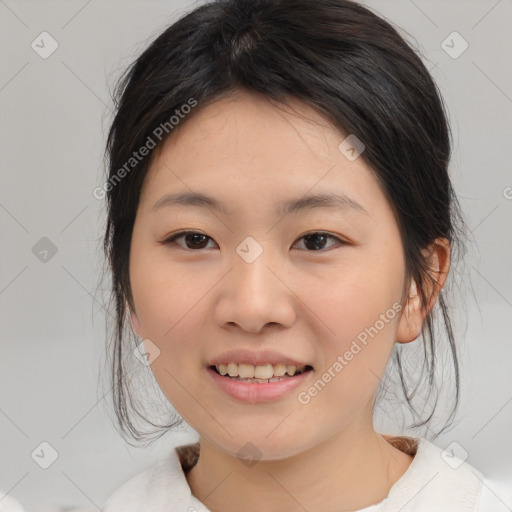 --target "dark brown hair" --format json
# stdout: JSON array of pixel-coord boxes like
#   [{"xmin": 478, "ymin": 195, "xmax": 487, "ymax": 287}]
[{"xmin": 99, "ymin": 0, "xmax": 469, "ymax": 446}]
